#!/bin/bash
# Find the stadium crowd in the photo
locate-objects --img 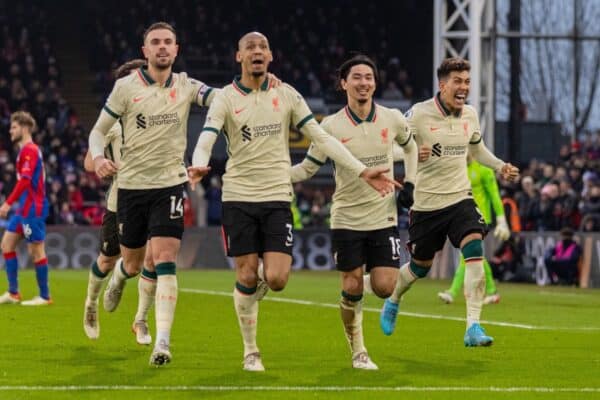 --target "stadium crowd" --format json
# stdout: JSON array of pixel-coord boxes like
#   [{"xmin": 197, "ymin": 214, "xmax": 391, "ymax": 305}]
[
  {"xmin": 86, "ymin": 0, "xmax": 425, "ymax": 104},
  {"xmin": 1, "ymin": 1, "xmax": 600, "ymax": 233},
  {"xmin": 0, "ymin": 3, "xmax": 108, "ymax": 227}
]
